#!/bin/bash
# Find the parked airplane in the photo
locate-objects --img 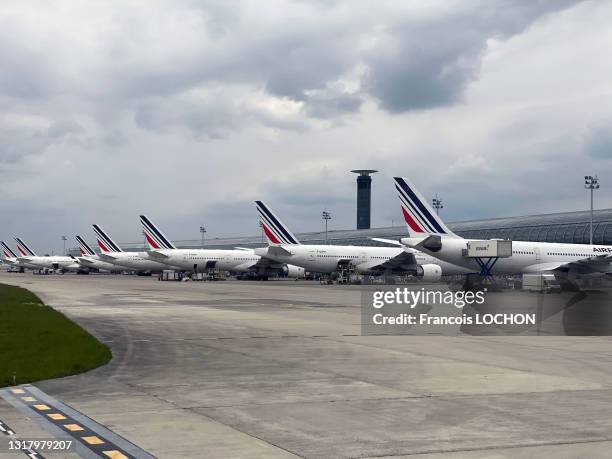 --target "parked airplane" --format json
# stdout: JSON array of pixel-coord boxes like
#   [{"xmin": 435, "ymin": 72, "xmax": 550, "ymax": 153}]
[
  {"xmin": 1, "ymin": 241, "xmax": 28, "ymax": 269},
  {"xmin": 13, "ymin": 237, "xmax": 81, "ymax": 272},
  {"xmin": 252, "ymin": 201, "xmax": 470, "ymax": 279},
  {"xmin": 92, "ymin": 224, "xmax": 168, "ymax": 272},
  {"xmin": 75, "ymin": 235, "xmax": 124, "ymax": 272},
  {"xmin": 139, "ymin": 214, "xmax": 305, "ymax": 279},
  {"xmin": 394, "ymin": 176, "xmax": 612, "ymax": 277}
]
